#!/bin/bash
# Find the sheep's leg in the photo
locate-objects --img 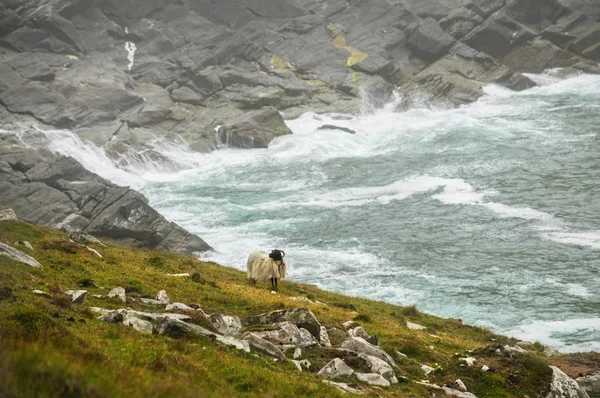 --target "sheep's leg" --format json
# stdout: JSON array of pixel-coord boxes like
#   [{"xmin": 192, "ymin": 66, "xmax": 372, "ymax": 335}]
[
  {"xmin": 270, "ymin": 277, "xmax": 274, "ymax": 289},
  {"xmin": 274, "ymin": 278, "xmax": 278, "ymax": 289}
]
